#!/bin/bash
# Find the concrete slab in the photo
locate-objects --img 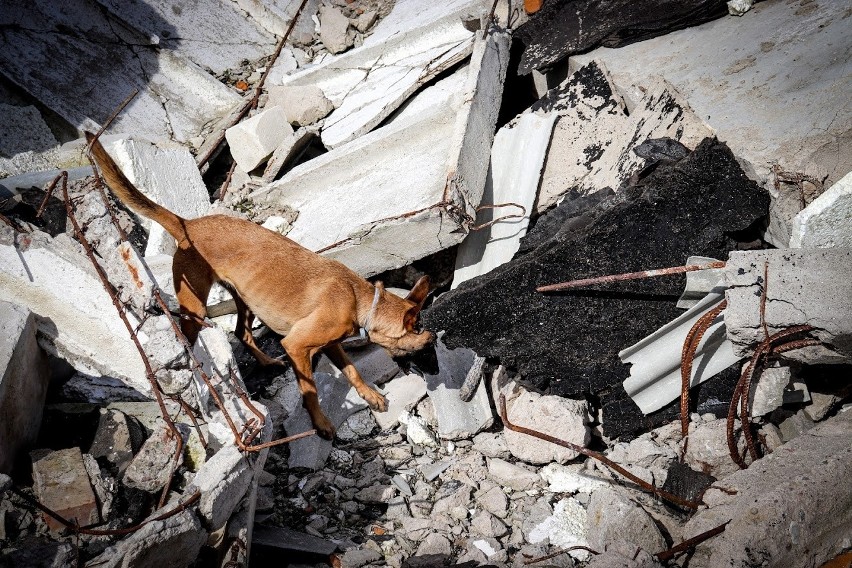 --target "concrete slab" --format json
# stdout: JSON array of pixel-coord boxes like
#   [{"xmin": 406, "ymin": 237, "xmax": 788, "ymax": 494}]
[
  {"xmin": 105, "ymin": 139, "xmax": 211, "ymax": 257},
  {"xmin": 0, "ymin": 0, "xmax": 241, "ymax": 143},
  {"xmin": 791, "ymin": 171, "xmax": 852, "ymax": 249},
  {"xmin": 249, "ymin": 30, "xmax": 510, "ymax": 276},
  {"xmin": 724, "ymin": 249, "xmax": 852, "ymax": 365},
  {"xmin": 279, "ymin": 0, "xmax": 485, "ymax": 149},
  {"xmin": 373, "ymin": 373, "xmax": 428, "ymax": 431},
  {"xmin": 233, "ymin": 0, "xmax": 319, "ymax": 44},
  {"xmin": 0, "ymin": 104, "xmax": 59, "ymax": 177},
  {"xmin": 570, "ymin": 0, "xmax": 852, "ymax": 230},
  {"xmin": 0, "ymin": 301, "xmax": 50, "ymax": 474},
  {"xmin": 684, "ymin": 409, "xmax": 852, "ymax": 568},
  {"xmin": 226, "ymin": 106, "xmax": 295, "ymax": 172},
  {"xmin": 94, "ymin": 0, "xmax": 277, "ymax": 74},
  {"xmin": 621, "ymin": 287, "xmax": 741, "ymax": 415},
  {"xmin": 452, "ymin": 112, "xmax": 555, "ymax": 288}
]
